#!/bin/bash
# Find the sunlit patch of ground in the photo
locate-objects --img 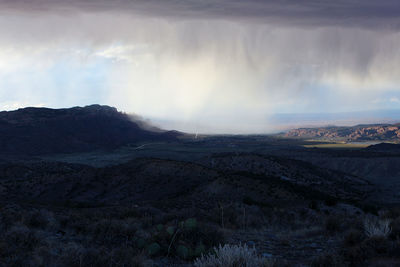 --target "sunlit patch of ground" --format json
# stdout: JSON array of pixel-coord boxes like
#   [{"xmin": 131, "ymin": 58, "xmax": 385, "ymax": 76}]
[
  {"xmin": 302, "ymin": 139, "xmax": 388, "ymax": 149},
  {"xmin": 303, "ymin": 143, "xmax": 370, "ymax": 149}
]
